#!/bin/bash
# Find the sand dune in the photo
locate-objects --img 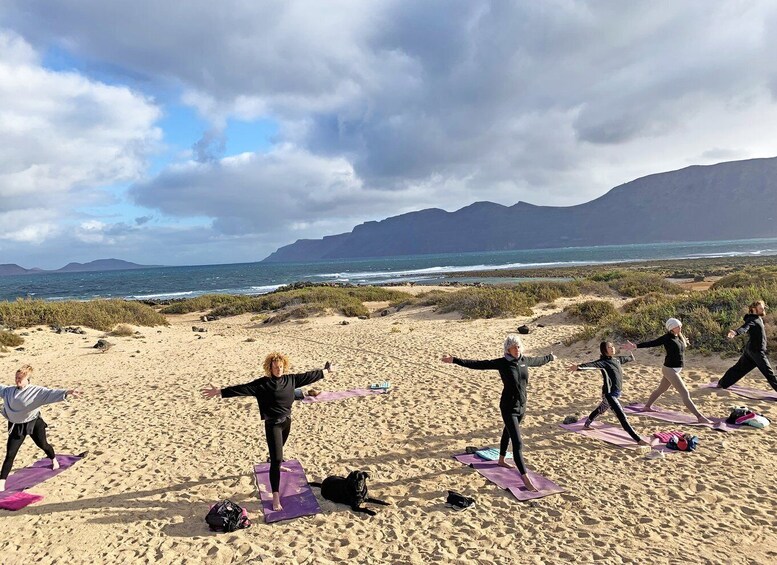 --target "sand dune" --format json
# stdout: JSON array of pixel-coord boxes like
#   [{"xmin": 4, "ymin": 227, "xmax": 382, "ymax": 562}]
[{"xmin": 1, "ymin": 294, "xmax": 776, "ymax": 564}]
